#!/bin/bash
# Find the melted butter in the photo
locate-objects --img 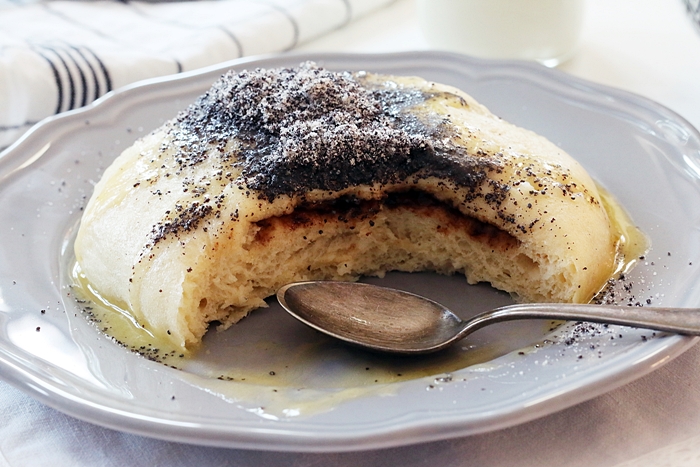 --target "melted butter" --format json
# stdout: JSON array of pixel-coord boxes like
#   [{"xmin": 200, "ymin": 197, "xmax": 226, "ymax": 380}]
[
  {"xmin": 184, "ymin": 320, "xmax": 541, "ymax": 389},
  {"xmin": 598, "ymin": 186, "xmax": 649, "ymax": 277},
  {"xmin": 69, "ymin": 185, "xmax": 647, "ymax": 391},
  {"xmin": 69, "ymin": 258, "xmax": 549, "ymax": 387},
  {"xmin": 71, "ymin": 261, "xmax": 191, "ymax": 363}
]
